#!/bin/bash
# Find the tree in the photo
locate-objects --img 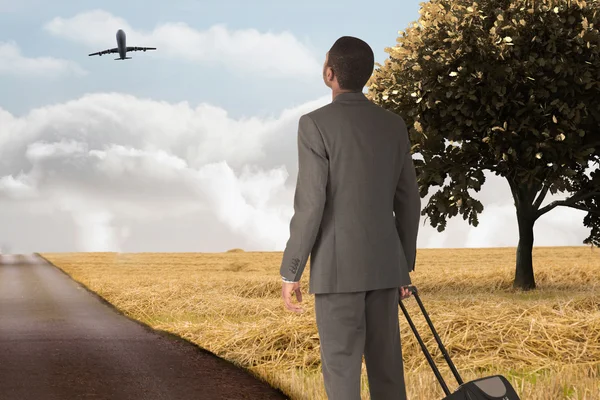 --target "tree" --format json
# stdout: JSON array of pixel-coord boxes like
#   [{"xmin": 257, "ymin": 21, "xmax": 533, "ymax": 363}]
[{"xmin": 367, "ymin": 0, "xmax": 600, "ymax": 290}]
